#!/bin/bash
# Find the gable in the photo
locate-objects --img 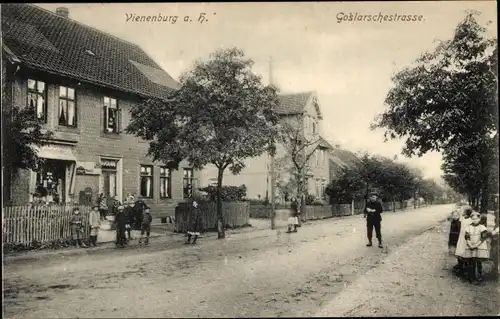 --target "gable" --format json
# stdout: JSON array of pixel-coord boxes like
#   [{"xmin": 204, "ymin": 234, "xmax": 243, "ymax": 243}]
[{"xmin": 303, "ymin": 92, "xmax": 323, "ymax": 120}]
